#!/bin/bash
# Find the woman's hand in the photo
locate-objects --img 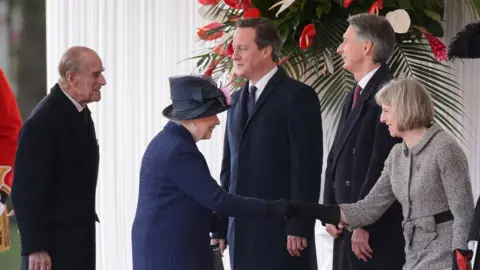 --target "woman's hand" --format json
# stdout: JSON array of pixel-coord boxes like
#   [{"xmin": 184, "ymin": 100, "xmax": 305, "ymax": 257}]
[
  {"xmin": 351, "ymin": 228, "xmax": 373, "ymax": 262},
  {"xmin": 326, "ymin": 224, "xmax": 343, "ymax": 239}
]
